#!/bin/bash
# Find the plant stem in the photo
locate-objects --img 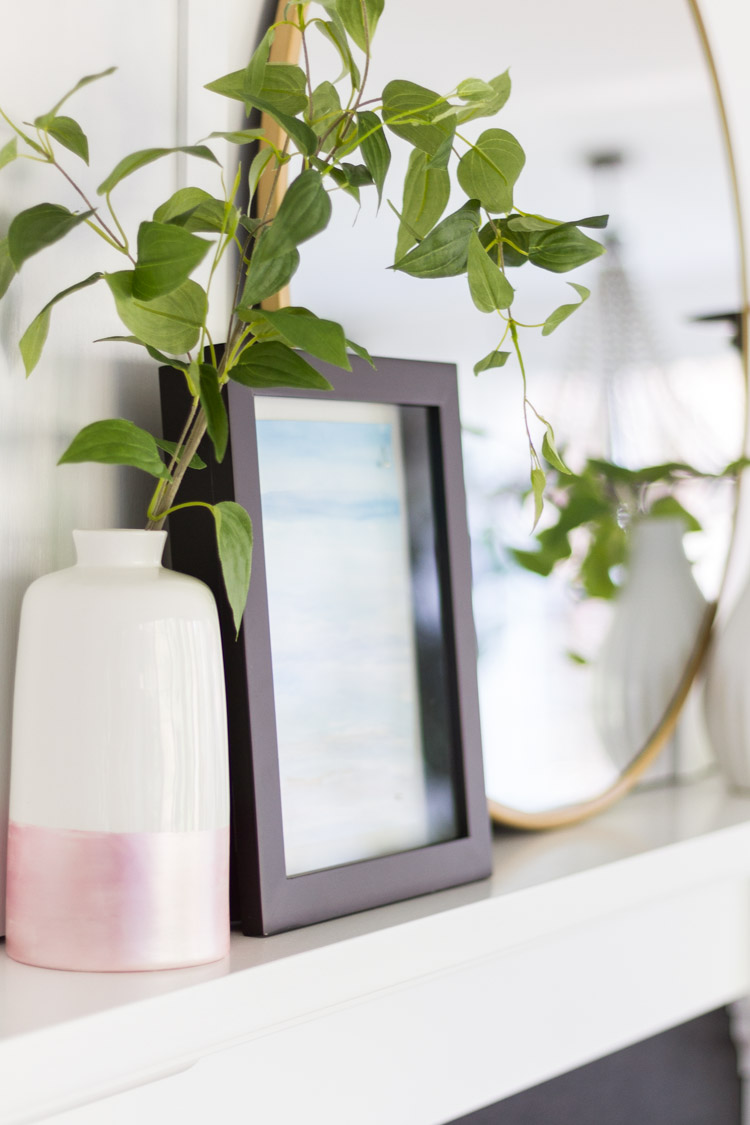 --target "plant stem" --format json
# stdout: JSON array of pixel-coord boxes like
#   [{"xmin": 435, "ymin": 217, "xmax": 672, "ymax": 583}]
[
  {"xmin": 105, "ymin": 192, "xmax": 131, "ymax": 257},
  {"xmin": 300, "ymin": 10, "xmax": 315, "ymax": 113},
  {"xmin": 147, "ymin": 408, "xmax": 208, "ymax": 529},
  {"xmin": 317, "ymin": 5, "xmax": 374, "ymax": 158},
  {"xmin": 166, "ymin": 395, "xmax": 200, "ymax": 479},
  {"xmin": 510, "ymin": 319, "xmax": 539, "ymax": 471}
]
